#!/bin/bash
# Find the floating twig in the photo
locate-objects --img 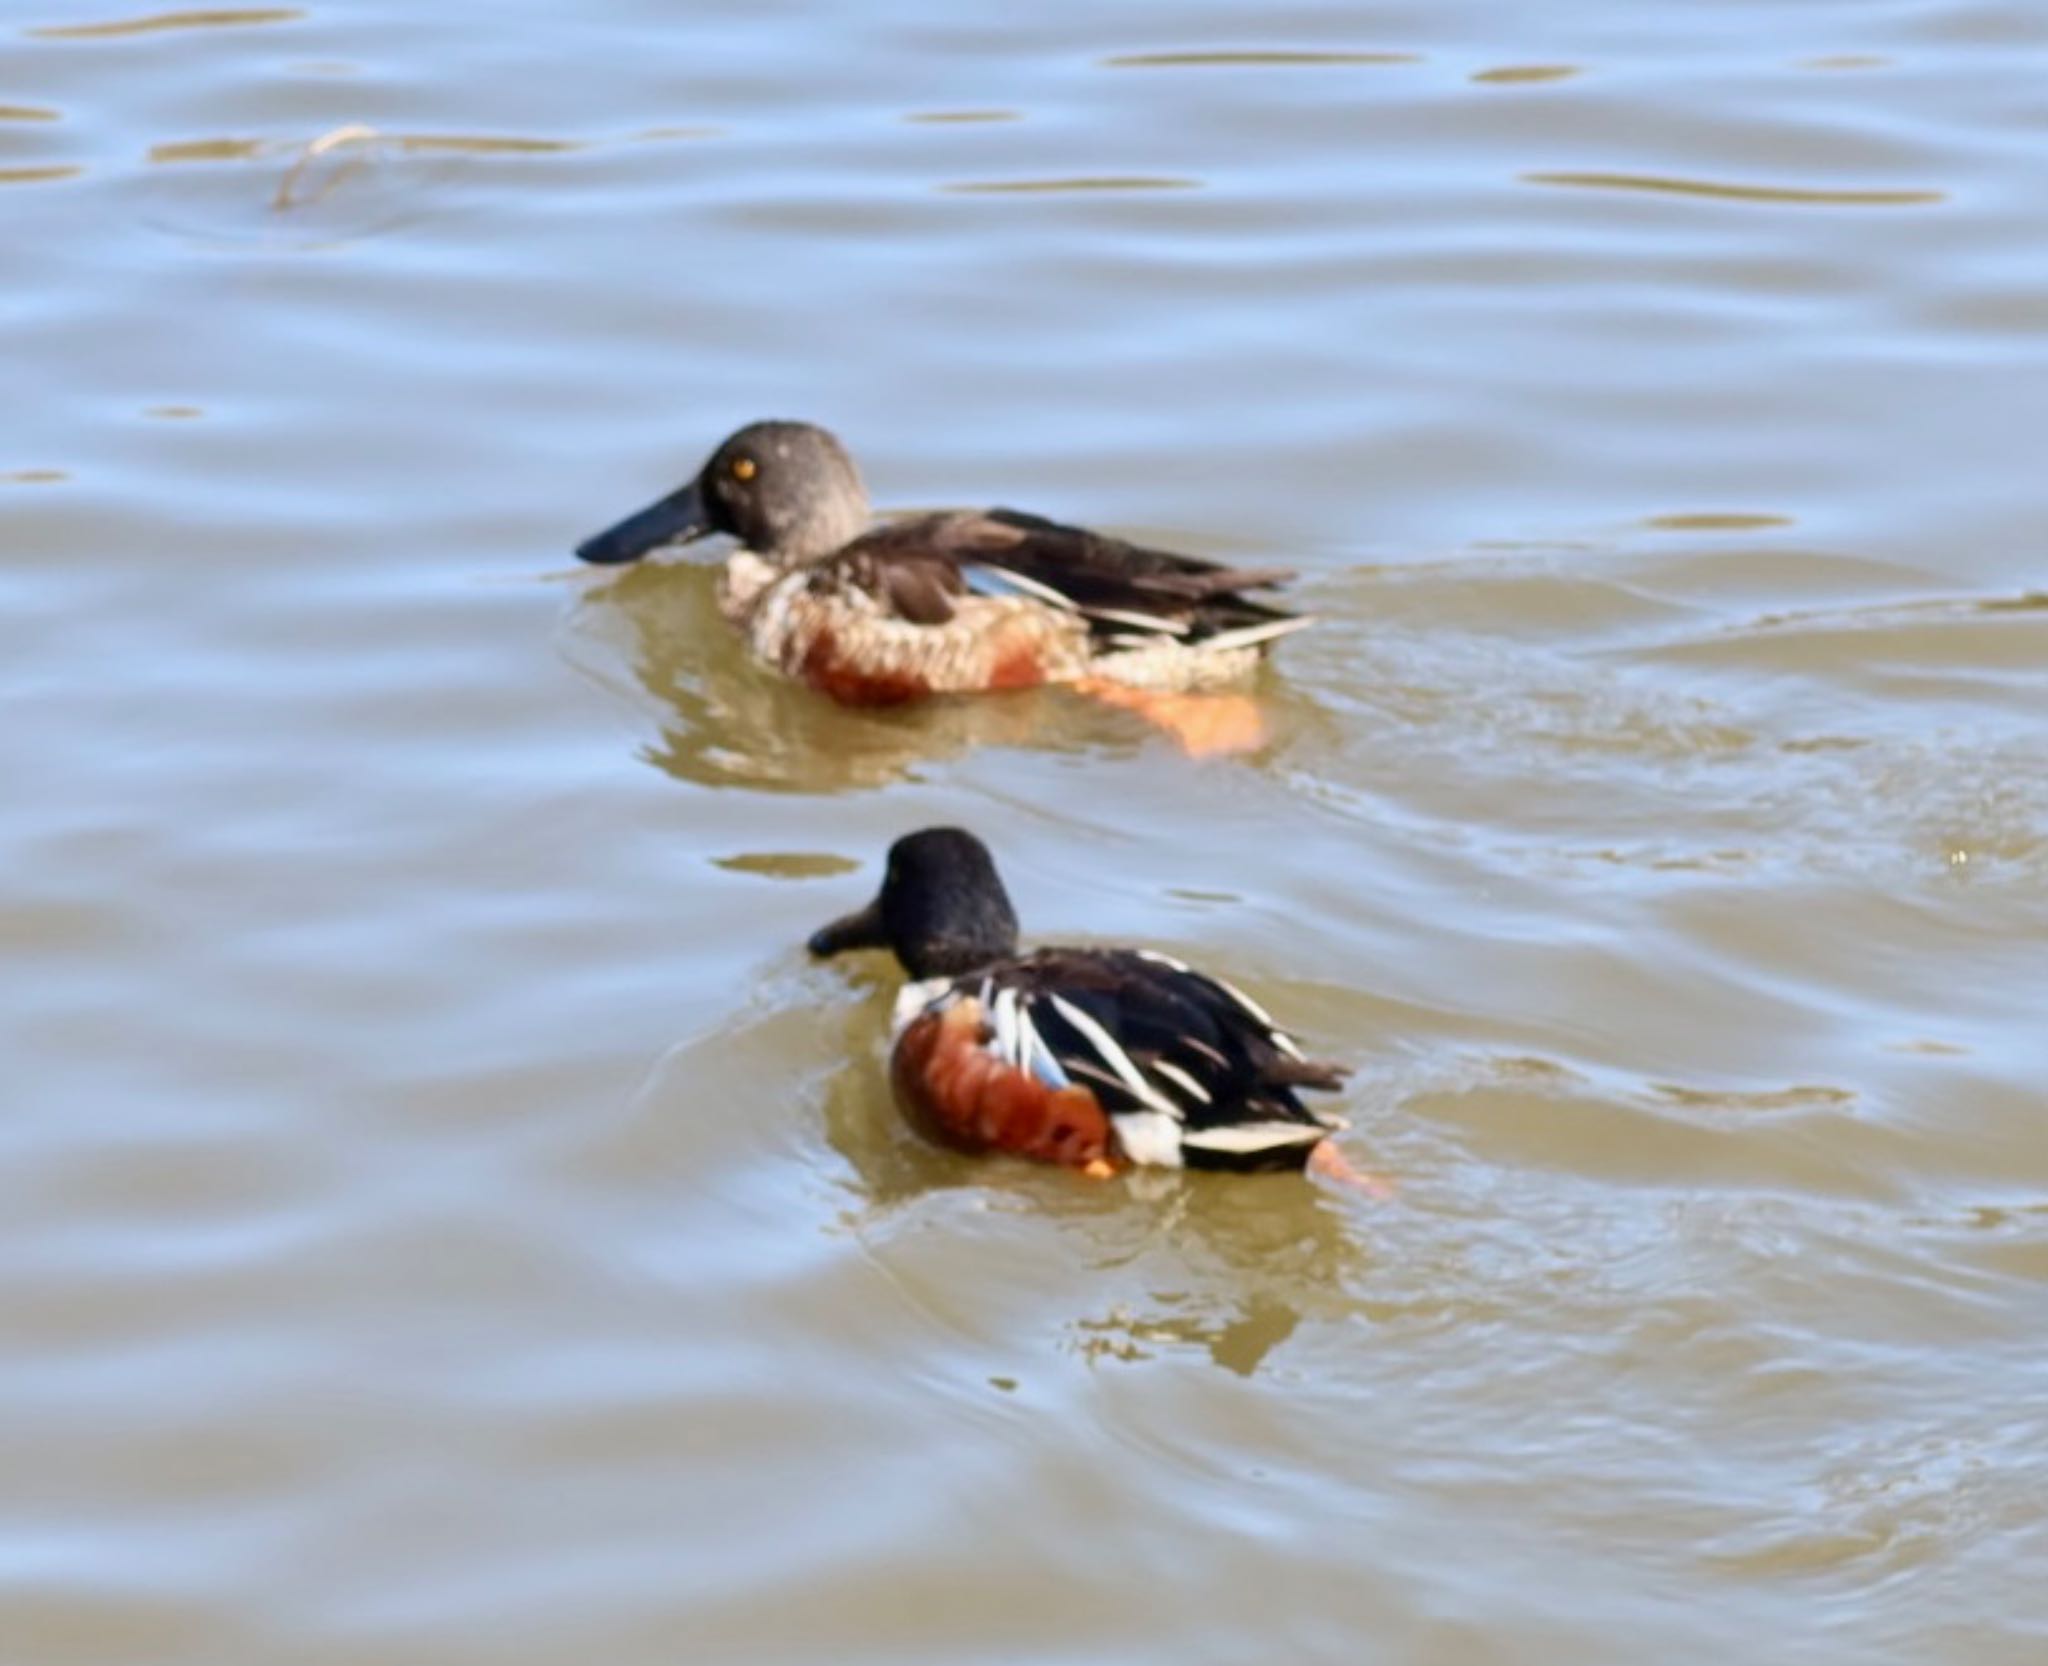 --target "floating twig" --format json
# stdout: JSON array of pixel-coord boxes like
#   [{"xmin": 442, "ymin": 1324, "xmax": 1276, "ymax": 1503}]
[{"xmin": 272, "ymin": 122, "xmax": 382, "ymax": 211}]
